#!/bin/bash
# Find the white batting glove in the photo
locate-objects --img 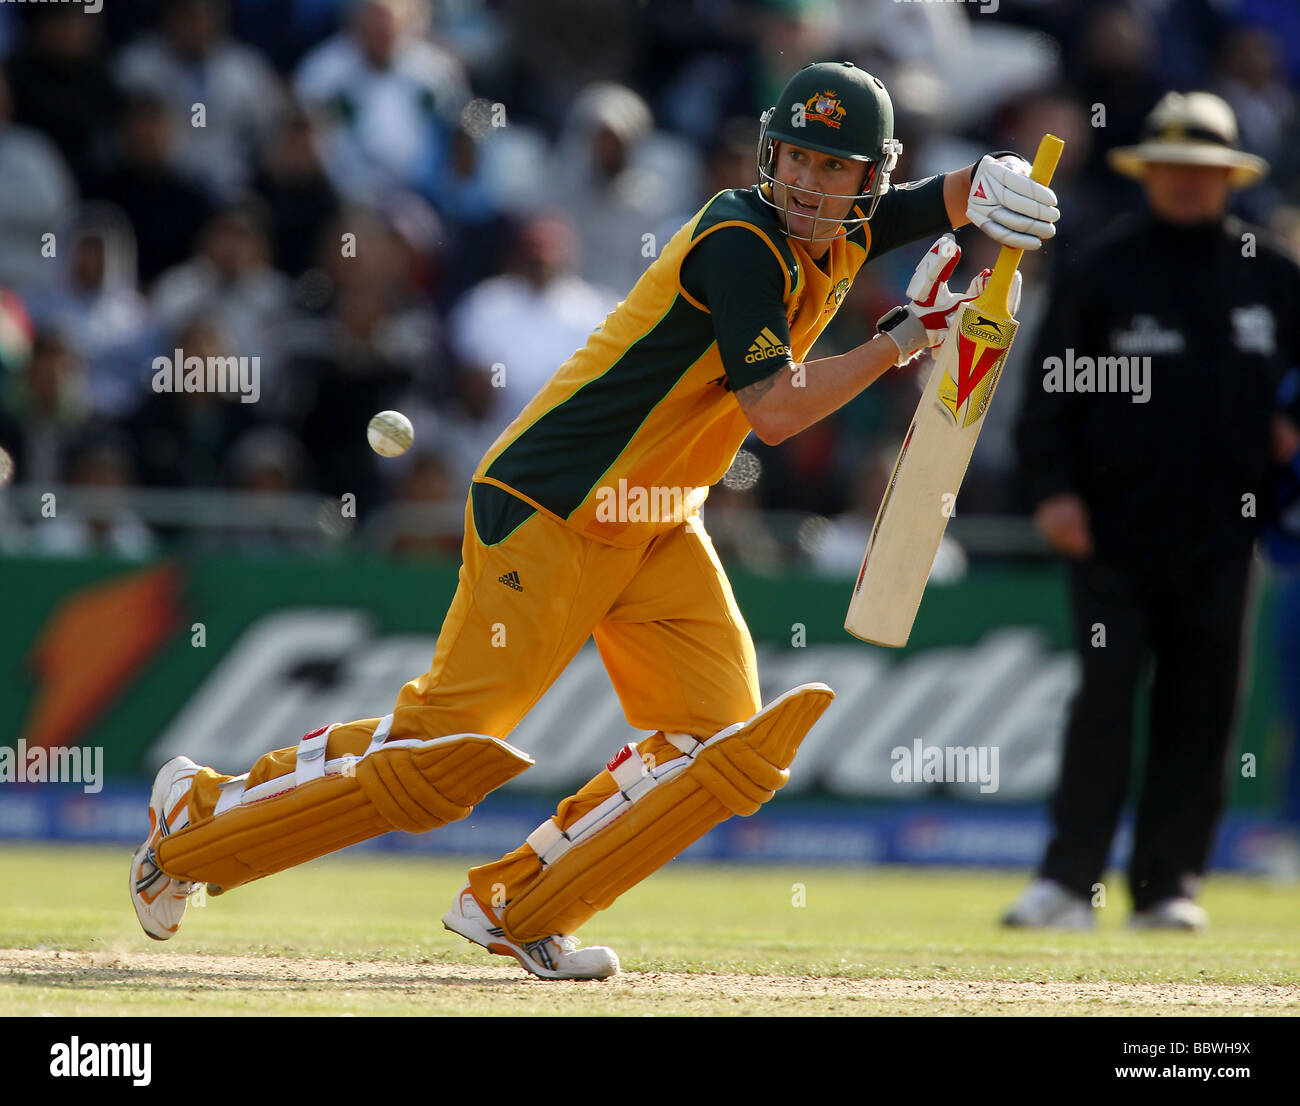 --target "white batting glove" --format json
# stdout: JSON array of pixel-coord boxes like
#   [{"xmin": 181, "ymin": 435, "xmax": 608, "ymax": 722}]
[
  {"xmin": 967, "ymin": 152, "xmax": 1059, "ymax": 251},
  {"xmin": 878, "ymin": 236, "xmax": 1022, "ymax": 365}
]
